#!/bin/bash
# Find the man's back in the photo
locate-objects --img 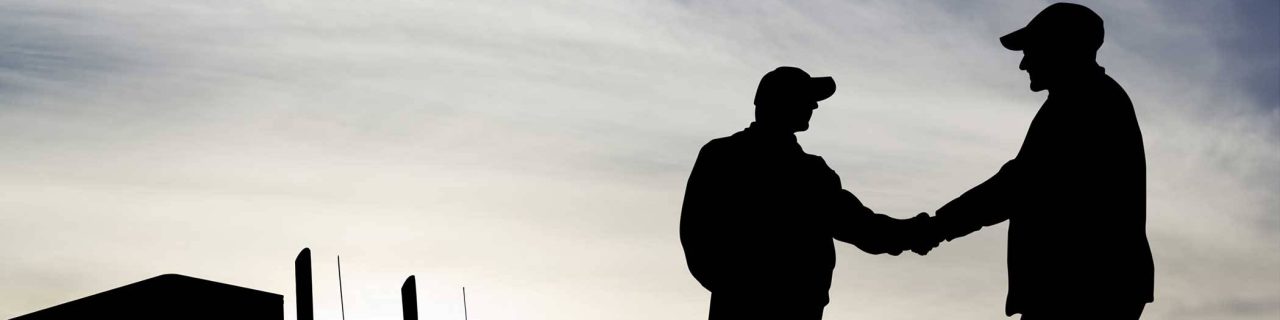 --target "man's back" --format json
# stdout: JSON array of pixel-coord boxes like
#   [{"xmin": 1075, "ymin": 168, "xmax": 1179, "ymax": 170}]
[
  {"xmin": 936, "ymin": 69, "xmax": 1153, "ymax": 315},
  {"xmin": 680, "ymin": 125, "xmax": 840, "ymax": 306},
  {"xmin": 680, "ymin": 66, "xmax": 928, "ymax": 320},
  {"xmin": 1005, "ymin": 70, "xmax": 1153, "ymax": 312}
]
